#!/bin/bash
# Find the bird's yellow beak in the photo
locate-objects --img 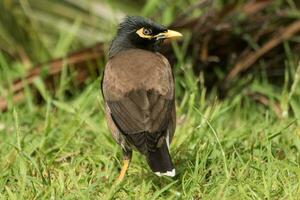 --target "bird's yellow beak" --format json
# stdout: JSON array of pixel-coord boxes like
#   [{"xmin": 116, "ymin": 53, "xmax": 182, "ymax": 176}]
[
  {"xmin": 136, "ymin": 27, "xmax": 182, "ymax": 40},
  {"xmin": 155, "ymin": 30, "xmax": 182, "ymax": 40}
]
